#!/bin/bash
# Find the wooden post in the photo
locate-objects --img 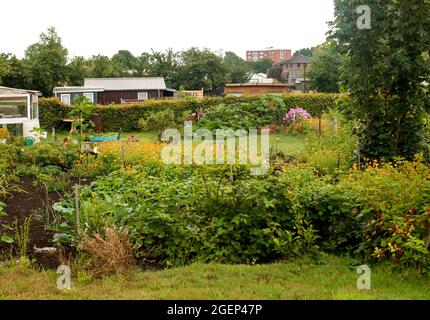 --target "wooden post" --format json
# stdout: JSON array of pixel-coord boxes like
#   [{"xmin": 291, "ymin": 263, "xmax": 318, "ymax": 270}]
[
  {"xmin": 230, "ymin": 164, "xmax": 234, "ymax": 183},
  {"xmin": 74, "ymin": 184, "xmax": 80, "ymax": 234},
  {"xmin": 121, "ymin": 144, "xmax": 126, "ymax": 170}
]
